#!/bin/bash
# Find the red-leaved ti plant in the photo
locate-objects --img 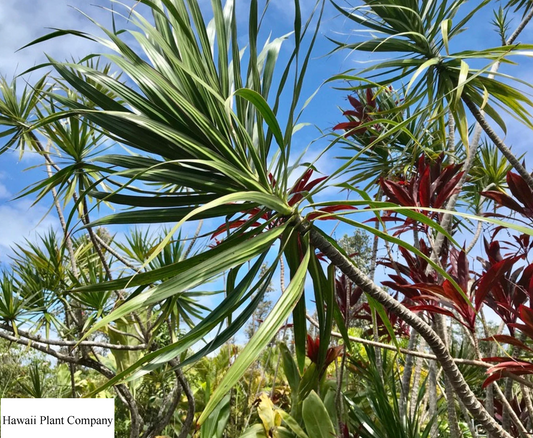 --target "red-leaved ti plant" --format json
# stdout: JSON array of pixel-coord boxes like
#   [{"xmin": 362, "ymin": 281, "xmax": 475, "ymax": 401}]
[
  {"xmin": 377, "ymin": 154, "xmax": 464, "ymax": 235},
  {"xmin": 473, "ymin": 170, "xmax": 533, "ymax": 387},
  {"xmin": 334, "ymin": 89, "xmax": 377, "ymax": 137},
  {"xmin": 482, "ymin": 171, "xmax": 533, "ymax": 222},
  {"xmin": 481, "ymin": 304, "xmax": 533, "ymax": 386},
  {"xmin": 474, "ymin": 239, "xmax": 528, "ymax": 332},
  {"xmin": 306, "ymin": 334, "xmax": 343, "ymax": 377},
  {"xmin": 380, "ymin": 237, "xmax": 477, "ymax": 332}
]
